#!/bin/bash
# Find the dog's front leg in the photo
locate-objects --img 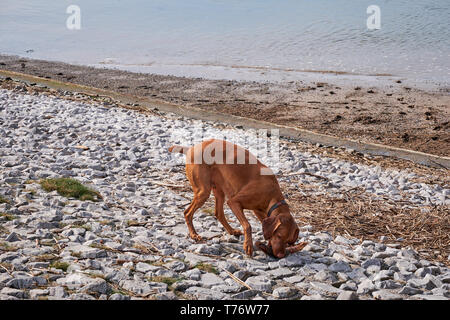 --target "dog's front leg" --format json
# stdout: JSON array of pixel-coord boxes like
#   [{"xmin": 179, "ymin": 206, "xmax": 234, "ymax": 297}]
[{"xmin": 227, "ymin": 199, "xmax": 253, "ymax": 256}]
